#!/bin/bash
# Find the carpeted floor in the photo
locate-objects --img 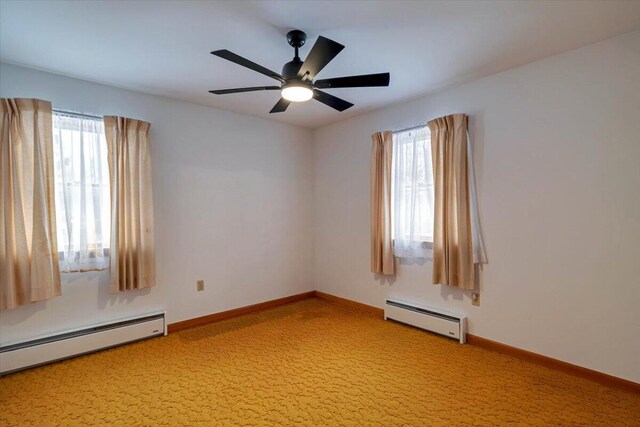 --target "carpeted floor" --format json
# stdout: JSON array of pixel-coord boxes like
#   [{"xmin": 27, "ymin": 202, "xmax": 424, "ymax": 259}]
[{"xmin": 1, "ymin": 298, "xmax": 639, "ymax": 426}]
